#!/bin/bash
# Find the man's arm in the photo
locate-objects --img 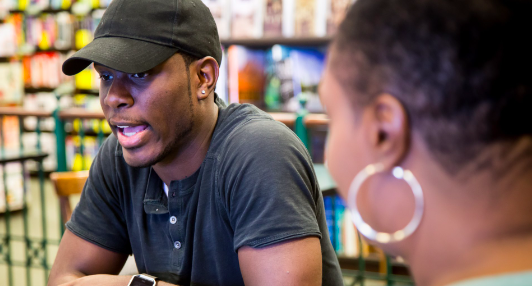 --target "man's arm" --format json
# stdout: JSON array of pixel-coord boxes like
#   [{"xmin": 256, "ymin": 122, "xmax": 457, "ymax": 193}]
[
  {"xmin": 49, "ymin": 230, "xmax": 180, "ymax": 286},
  {"xmin": 48, "ymin": 229, "xmax": 128, "ymax": 285},
  {"xmin": 238, "ymin": 237, "xmax": 322, "ymax": 286}
]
